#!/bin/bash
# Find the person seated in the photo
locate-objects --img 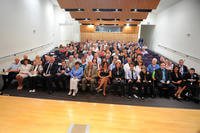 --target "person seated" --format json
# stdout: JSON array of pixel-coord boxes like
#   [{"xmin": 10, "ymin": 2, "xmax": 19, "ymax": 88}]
[
  {"xmin": 124, "ymin": 57, "xmax": 132, "ymax": 79},
  {"xmin": 42, "ymin": 56, "xmax": 58, "ymax": 94},
  {"xmin": 28, "ymin": 60, "xmax": 43, "ymax": 93},
  {"xmin": 185, "ymin": 68, "xmax": 199, "ymax": 98},
  {"xmin": 67, "ymin": 55, "xmax": 75, "ymax": 69},
  {"xmin": 74, "ymin": 53, "xmax": 81, "ymax": 63},
  {"xmin": 96, "ymin": 61, "xmax": 112, "ymax": 96},
  {"xmin": 126, "ymin": 62, "xmax": 141, "ymax": 99},
  {"xmin": 82, "ymin": 61, "xmax": 98, "ymax": 92},
  {"xmin": 55, "ymin": 60, "xmax": 70, "ymax": 91},
  {"xmin": 92, "ymin": 58, "xmax": 99, "ymax": 70},
  {"xmin": 16, "ymin": 59, "xmax": 32, "ymax": 90},
  {"xmin": 111, "ymin": 60, "xmax": 125, "ymax": 96},
  {"xmin": 1, "ymin": 57, "xmax": 21, "ymax": 90},
  {"xmin": 147, "ymin": 58, "xmax": 160, "ymax": 75},
  {"xmin": 171, "ymin": 65, "xmax": 186, "ymax": 99},
  {"xmin": 155, "ymin": 62, "xmax": 175, "ymax": 98},
  {"xmin": 80, "ymin": 57, "xmax": 87, "ymax": 70},
  {"xmin": 34, "ymin": 55, "xmax": 43, "ymax": 65},
  {"xmin": 178, "ymin": 59, "xmax": 189, "ymax": 79},
  {"xmin": 139, "ymin": 66, "xmax": 154, "ymax": 98},
  {"xmin": 68, "ymin": 61, "xmax": 83, "ymax": 96},
  {"xmin": 109, "ymin": 55, "xmax": 118, "ymax": 71},
  {"xmin": 20, "ymin": 54, "xmax": 32, "ymax": 65},
  {"xmin": 134, "ymin": 61, "xmax": 144, "ymax": 79}
]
